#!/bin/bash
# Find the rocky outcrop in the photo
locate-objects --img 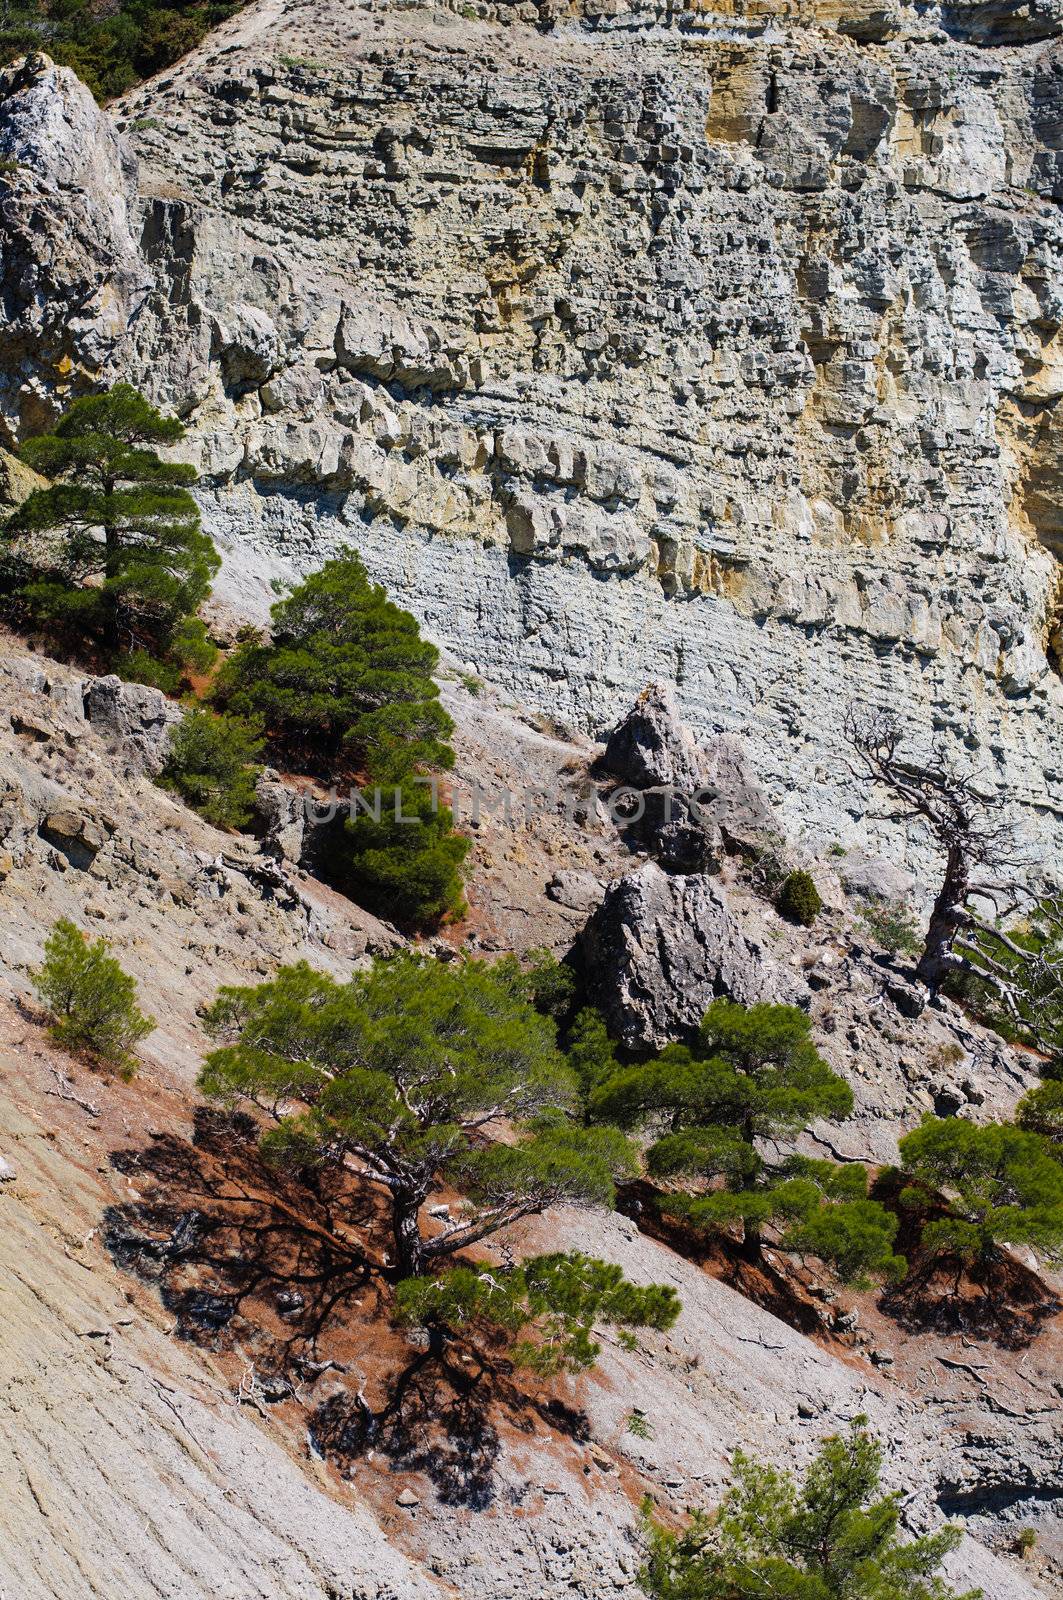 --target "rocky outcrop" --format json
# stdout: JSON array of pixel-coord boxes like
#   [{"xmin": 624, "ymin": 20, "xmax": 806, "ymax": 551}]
[
  {"xmin": 82, "ymin": 675, "xmax": 184, "ymax": 777},
  {"xmin": 0, "ymin": 445, "xmax": 44, "ymax": 511},
  {"xmin": 581, "ymin": 860, "xmax": 807, "ymax": 1048},
  {"xmin": 602, "ymin": 682, "xmax": 709, "ymax": 794},
  {"xmin": 0, "ymin": 54, "xmax": 148, "ymax": 438}
]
